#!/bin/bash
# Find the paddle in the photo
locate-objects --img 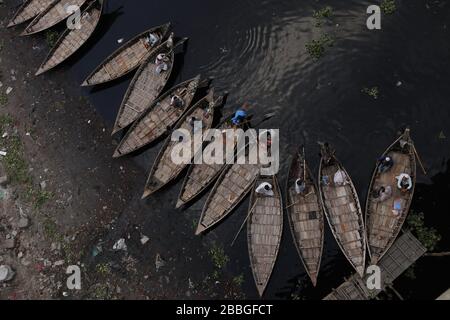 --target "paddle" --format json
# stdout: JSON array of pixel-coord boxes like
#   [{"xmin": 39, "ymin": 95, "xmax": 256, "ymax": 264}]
[
  {"xmin": 285, "ymin": 191, "xmax": 314, "ymax": 210},
  {"xmin": 230, "ymin": 198, "xmax": 259, "ymax": 247}
]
